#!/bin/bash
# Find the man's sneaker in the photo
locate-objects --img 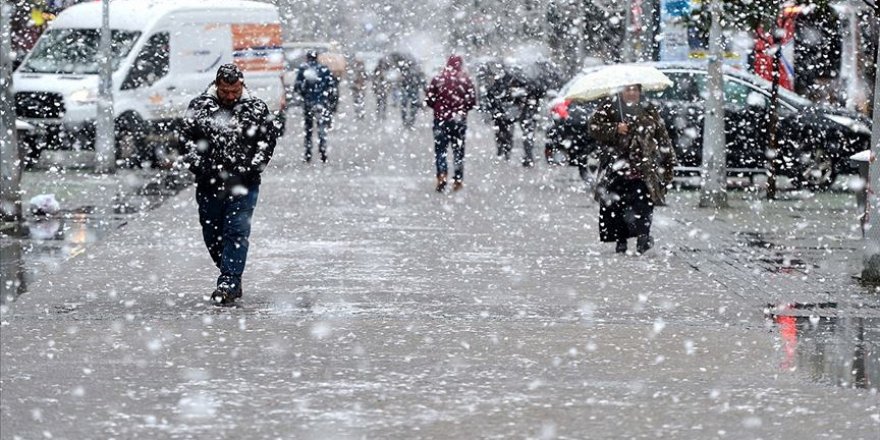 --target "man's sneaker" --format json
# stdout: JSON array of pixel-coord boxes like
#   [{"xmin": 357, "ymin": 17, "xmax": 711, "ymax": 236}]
[
  {"xmin": 211, "ymin": 288, "xmax": 230, "ymax": 305},
  {"xmin": 636, "ymin": 235, "xmax": 654, "ymax": 254},
  {"xmin": 615, "ymin": 239, "xmax": 628, "ymax": 254},
  {"xmin": 212, "ymin": 283, "xmax": 242, "ymax": 305},
  {"xmin": 452, "ymin": 181, "xmax": 464, "ymax": 192}
]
